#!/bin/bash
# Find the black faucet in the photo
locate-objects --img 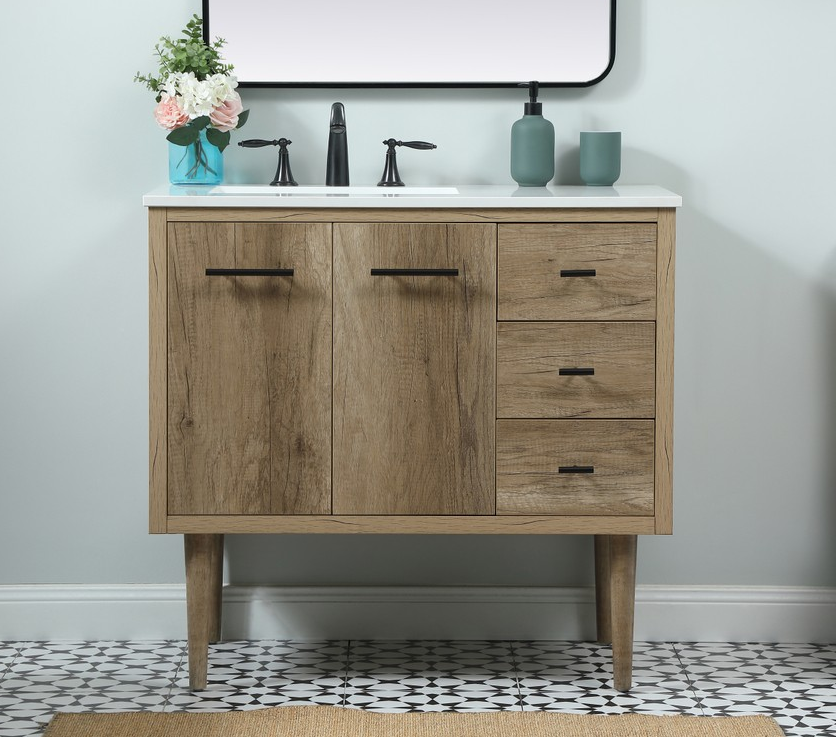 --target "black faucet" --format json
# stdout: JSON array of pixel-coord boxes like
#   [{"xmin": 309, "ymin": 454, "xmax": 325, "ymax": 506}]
[
  {"xmin": 238, "ymin": 138, "xmax": 298, "ymax": 186},
  {"xmin": 378, "ymin": 139, "xmax": 437, "ymax": 186},
  {"xmin": 325, "ymin": 103, "xmax": 349, "ymax": 186}
]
